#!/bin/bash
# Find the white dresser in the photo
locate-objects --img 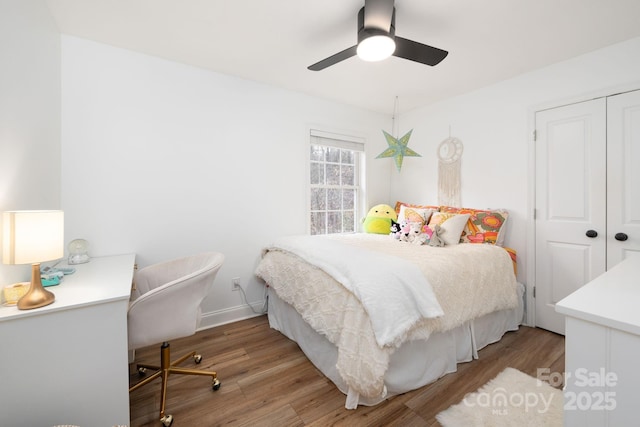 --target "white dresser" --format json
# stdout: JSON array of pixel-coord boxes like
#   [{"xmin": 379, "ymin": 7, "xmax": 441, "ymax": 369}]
[
  {"xmin": 556, "ymin": 254, "xmax": 640, "ymax": 427},
  {"xmin": 0, "ymin": 254, "xmax": 136, "ymax": 427}
]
